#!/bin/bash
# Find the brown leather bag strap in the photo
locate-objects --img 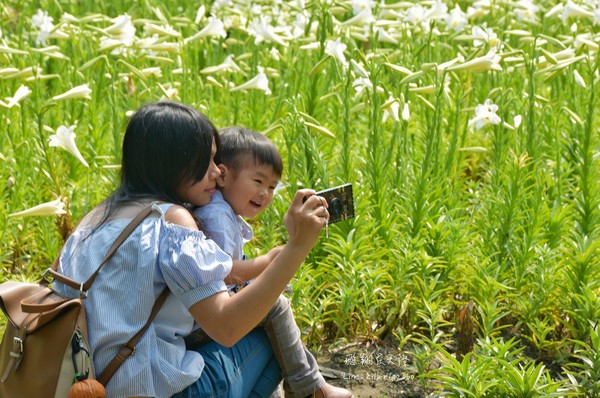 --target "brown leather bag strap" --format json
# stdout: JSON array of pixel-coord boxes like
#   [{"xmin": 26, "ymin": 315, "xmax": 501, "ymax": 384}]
[
  {"xmin": 43, "ymin": 202, "xmax": 171, "ymax": 387},
  {"xmin": 47, "ymin": 203, "xmax": 157, "ymax": 291},
  {"xmin": 96, "ymin": 288, "xmax": 169, "ymax": 386}
]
